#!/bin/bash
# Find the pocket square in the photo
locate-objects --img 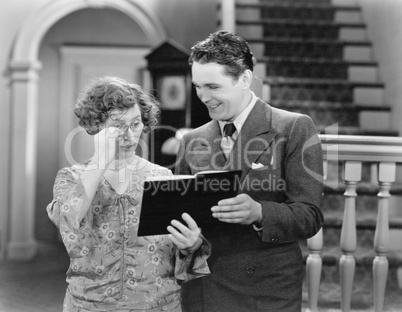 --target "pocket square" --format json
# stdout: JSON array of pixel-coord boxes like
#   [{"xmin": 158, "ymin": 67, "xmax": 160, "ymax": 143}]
[{"xmin": 251, "ymin": 162, "xmax": 267, "ymax": 170}]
